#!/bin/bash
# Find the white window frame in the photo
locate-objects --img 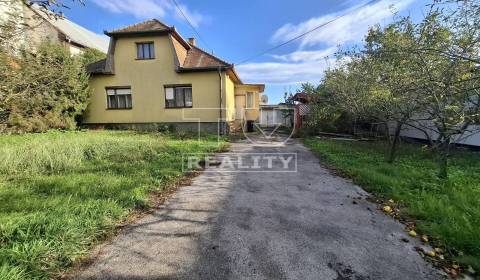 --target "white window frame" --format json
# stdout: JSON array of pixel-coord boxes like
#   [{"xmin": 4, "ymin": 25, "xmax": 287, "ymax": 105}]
[
  {"xmin": 106, "ymin": 87, "xmax": 132, "ymax": 109},
  {"xmin": 164, "ymin": 85, "xmax": 193, "ymax": 108}
]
